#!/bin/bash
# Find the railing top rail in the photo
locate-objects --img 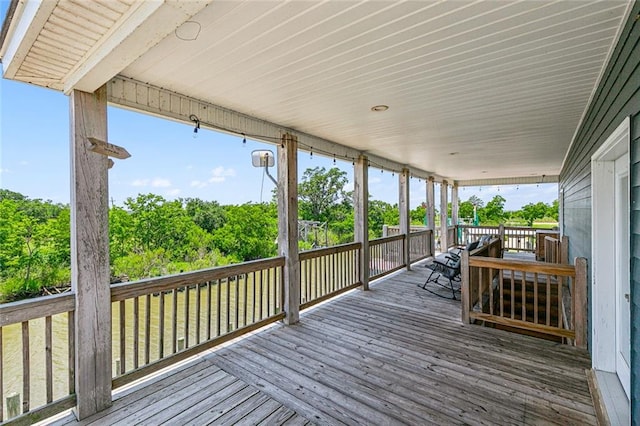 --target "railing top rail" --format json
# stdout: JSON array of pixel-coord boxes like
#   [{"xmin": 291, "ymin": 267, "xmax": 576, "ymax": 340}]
[
  {"xmin": 111, "ymin": 256, "xmax": 285, "ymax": 302},
  {"xmin": 0, "ymin": 292, "xmax": 75, "ymax": 327},
  {"xmin": 468, "ymin": 256, "xmax": 576, "ymax": 277},
  {"xmin": 409, "ymin": 229, "xmax": 431, "ymax": 237},
  {"xmin": 544, "ymin": 236, "xmax": 560, "ymax": 243},
  {"xmin": 369, "ymin": 234, "xmax": 405, "ymax": 245},
  {"xmin": 299, "ymin": 242, "xmax": 361, "ymax": 261},
  {"xmin": 457, "ymin": 225, "xmax": 500, "ymax": 229}
]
